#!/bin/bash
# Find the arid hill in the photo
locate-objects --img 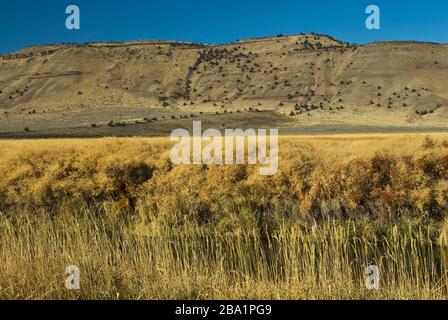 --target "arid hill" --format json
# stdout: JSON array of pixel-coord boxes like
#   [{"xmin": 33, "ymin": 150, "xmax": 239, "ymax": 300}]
[{"xmin": 0, "ymin": 33, "xmax": 447, "ymax": 135}]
